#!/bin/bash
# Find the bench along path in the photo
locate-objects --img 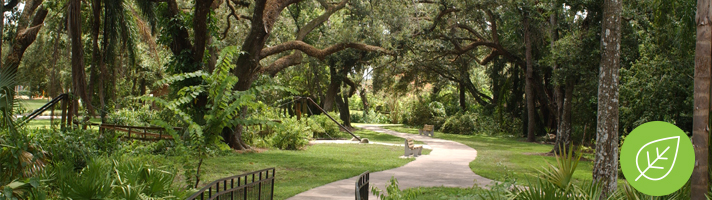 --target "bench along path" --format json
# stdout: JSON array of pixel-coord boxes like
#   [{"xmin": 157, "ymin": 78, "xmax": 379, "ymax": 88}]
[{"xmin": 287, "ymin": 125, "xmax": 494, "ymax": 200}]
